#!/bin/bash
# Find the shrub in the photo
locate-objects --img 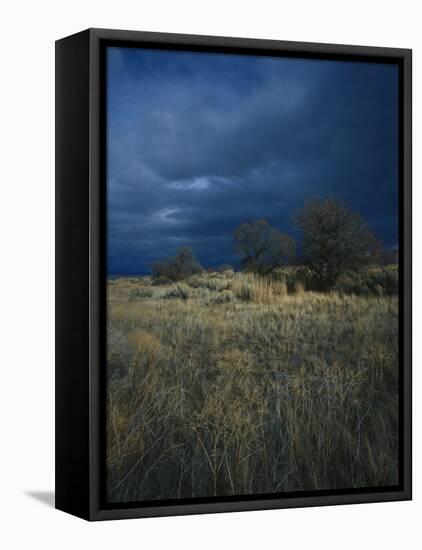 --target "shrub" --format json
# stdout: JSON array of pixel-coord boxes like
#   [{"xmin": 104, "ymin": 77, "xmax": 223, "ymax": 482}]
[
  {"xmin": 151, "ymin": 276, "xmax": 172, "ymax": 286},
  {"xmin": 222, "ymin": 269, "xmax": 235, "ymax": 278},
  {"xmin": 187, "ymin": 276, "xmax": 231, "ymax": 292},
  {"xmin": 185, "ymin": 276, "xmax": 203, "ymax": 289},
  {"xmin": 370, "ymin": 266, "xmax": 399, "ymax": 295},
  {"xmin": 218, "ymin": 264, "xmax": 234, "ymax": 273},
  {"xmin": 205, "ymin": 278, "xmax": 231, "ymax": 292},
  {"xmin": 209, "ymin": 290, "xmax": 236, "ymax": 304},
  {"xmin": 128, "ymin": 287, "xmax": 153, "ymax": 300},
  {"xmin": 272, "ymin": 266, "xmax": 313, "ymax": 293},
  {"xmin": 334, "ymin": 266, "xmax": 398, "ymax": 296},
  {"xmin": 163, "ymin": 284, "xmax": 190, "ymax": 300}
]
